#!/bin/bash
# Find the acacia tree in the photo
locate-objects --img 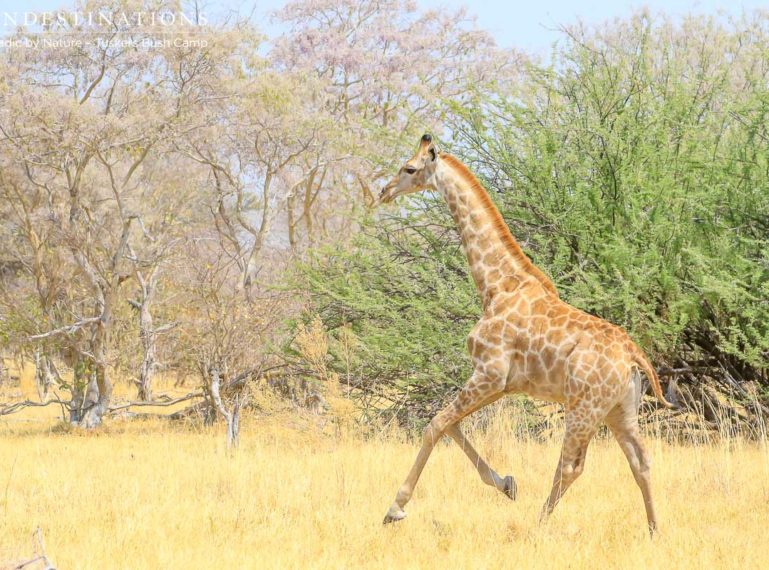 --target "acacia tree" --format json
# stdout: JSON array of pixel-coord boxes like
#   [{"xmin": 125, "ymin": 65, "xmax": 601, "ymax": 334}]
[
  {"xmin": 169, "ymin": 234, "xmax": 289, "ymax": 446},
  {"xmin": 271, "ymin": 0, "xmax": 515, "ymax": 251},
  {"xmin": 177, "ymin": 68, "xmax": 330, "ymax": 289},
  {"xmin": 123, "ymin": 153, "xmax": 198, "ymax": 400}
]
